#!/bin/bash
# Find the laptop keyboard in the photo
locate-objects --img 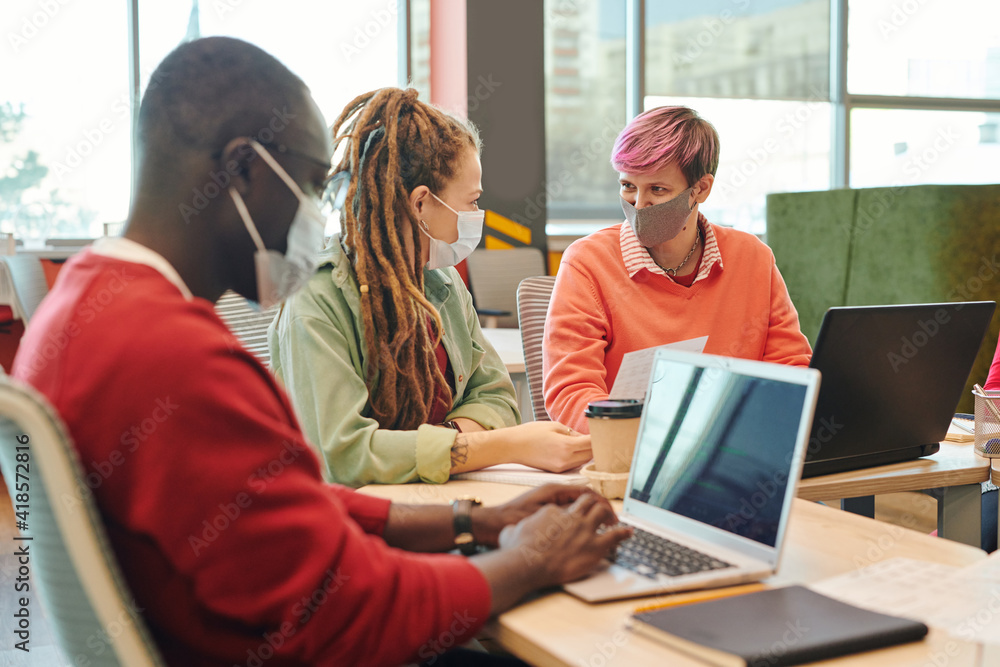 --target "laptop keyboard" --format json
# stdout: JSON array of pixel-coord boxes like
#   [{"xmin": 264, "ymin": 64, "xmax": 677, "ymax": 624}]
[{"xmin": 614, "ymin": 526, "xmax": 732, "ymax": 579}]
